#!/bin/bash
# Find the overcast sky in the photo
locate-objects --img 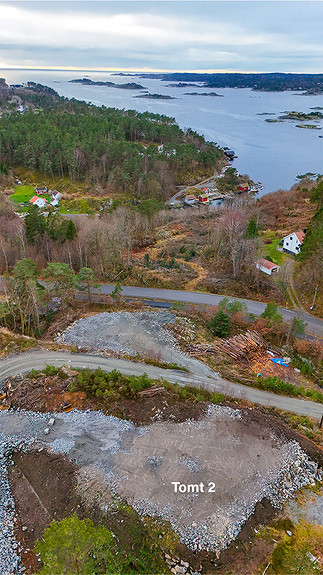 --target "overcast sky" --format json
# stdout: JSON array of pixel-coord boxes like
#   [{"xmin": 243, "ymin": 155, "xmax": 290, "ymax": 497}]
[{"xmin": 0, "ymin": 1, "xmax": 322, "ymax": 73}]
